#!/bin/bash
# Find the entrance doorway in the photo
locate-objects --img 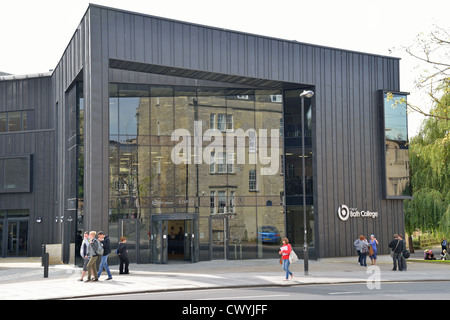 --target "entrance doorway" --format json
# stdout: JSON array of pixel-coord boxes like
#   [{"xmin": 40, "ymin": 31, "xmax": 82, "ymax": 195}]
[
  {"xmin": 0, "ymin": 218, "xmax": 28, "ymax": 258},
  {"xmin": 150, "ymin": 214, "xmax": 199, "ymax": 264}
]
